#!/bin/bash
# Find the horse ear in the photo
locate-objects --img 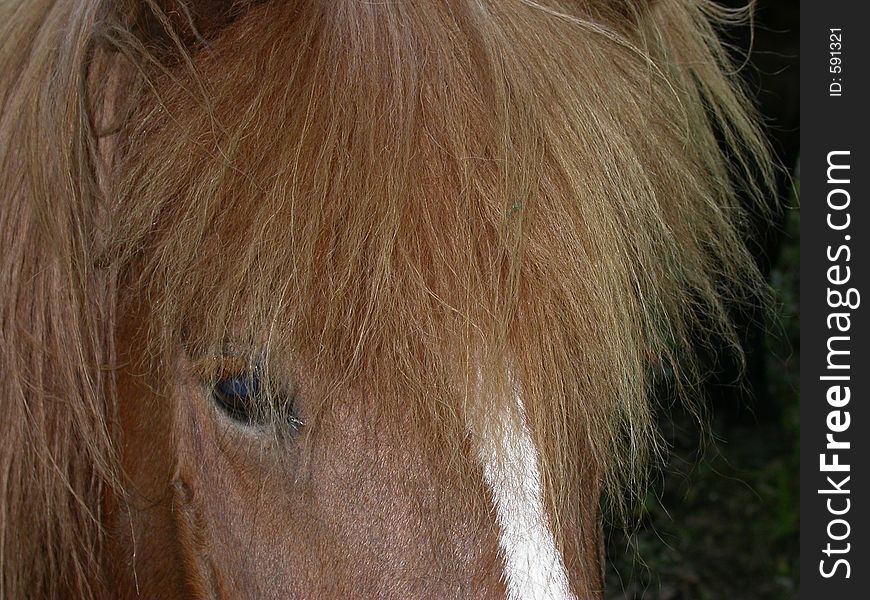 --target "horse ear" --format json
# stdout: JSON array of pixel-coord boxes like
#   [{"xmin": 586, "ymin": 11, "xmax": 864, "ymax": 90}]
[
  {"xmin": 148, "ymin": 0, "xmax": 260, "ymax": 42},
  {"xmin": 89, "ymin": 0, "xmax": 265, "ymax": 198},
  {"xmin": 605, "ymin": 0, "xmax": 658, "ymax": 18}
]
